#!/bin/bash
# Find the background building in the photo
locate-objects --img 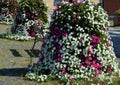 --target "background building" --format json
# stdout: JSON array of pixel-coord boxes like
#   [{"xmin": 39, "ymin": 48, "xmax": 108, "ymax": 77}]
[
  {"xmin": 45, "ymin": 0, "xmax": 100, "ymax": 10},
  {"xmin": 103, "ymin": 0, "xmax": 120, "ymax": 15},
  {"xmin": 44, "ymin": 0, "xmax": 54, "ymax": 10},
  {"xmin": 103, "ymin": 0, "xmax": 120, "ymax": 26}
]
